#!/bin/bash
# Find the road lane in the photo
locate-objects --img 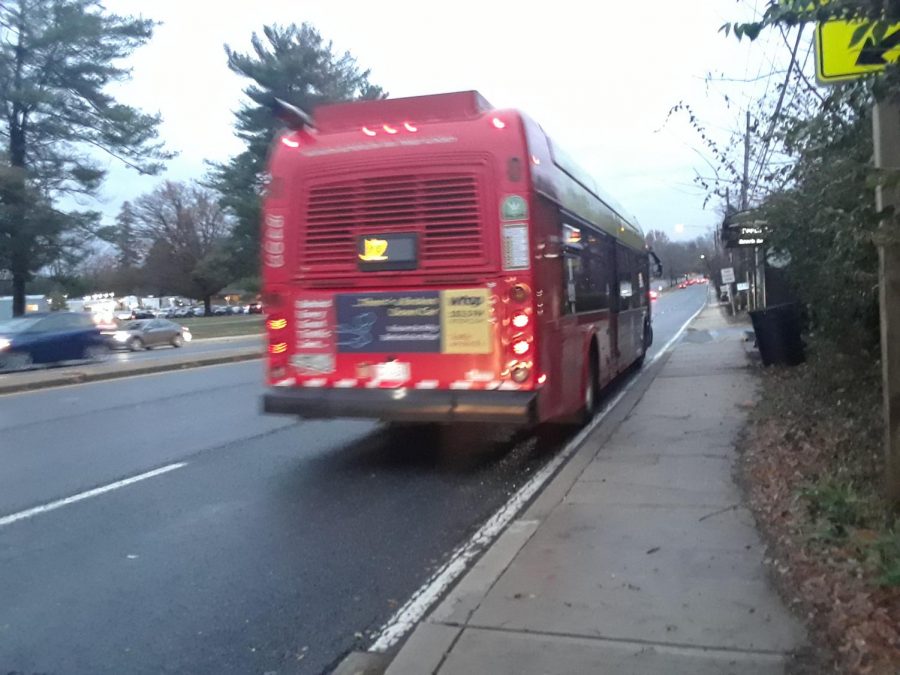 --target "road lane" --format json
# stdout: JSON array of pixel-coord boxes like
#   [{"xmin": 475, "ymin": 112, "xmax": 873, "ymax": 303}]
[
  {"xmin": 0, "ymin": 360, "xmax": 291, "ymax": 515},
  {"xmin": 0, "ymin": 284, "xmax": 708, "ymax": 675}
]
